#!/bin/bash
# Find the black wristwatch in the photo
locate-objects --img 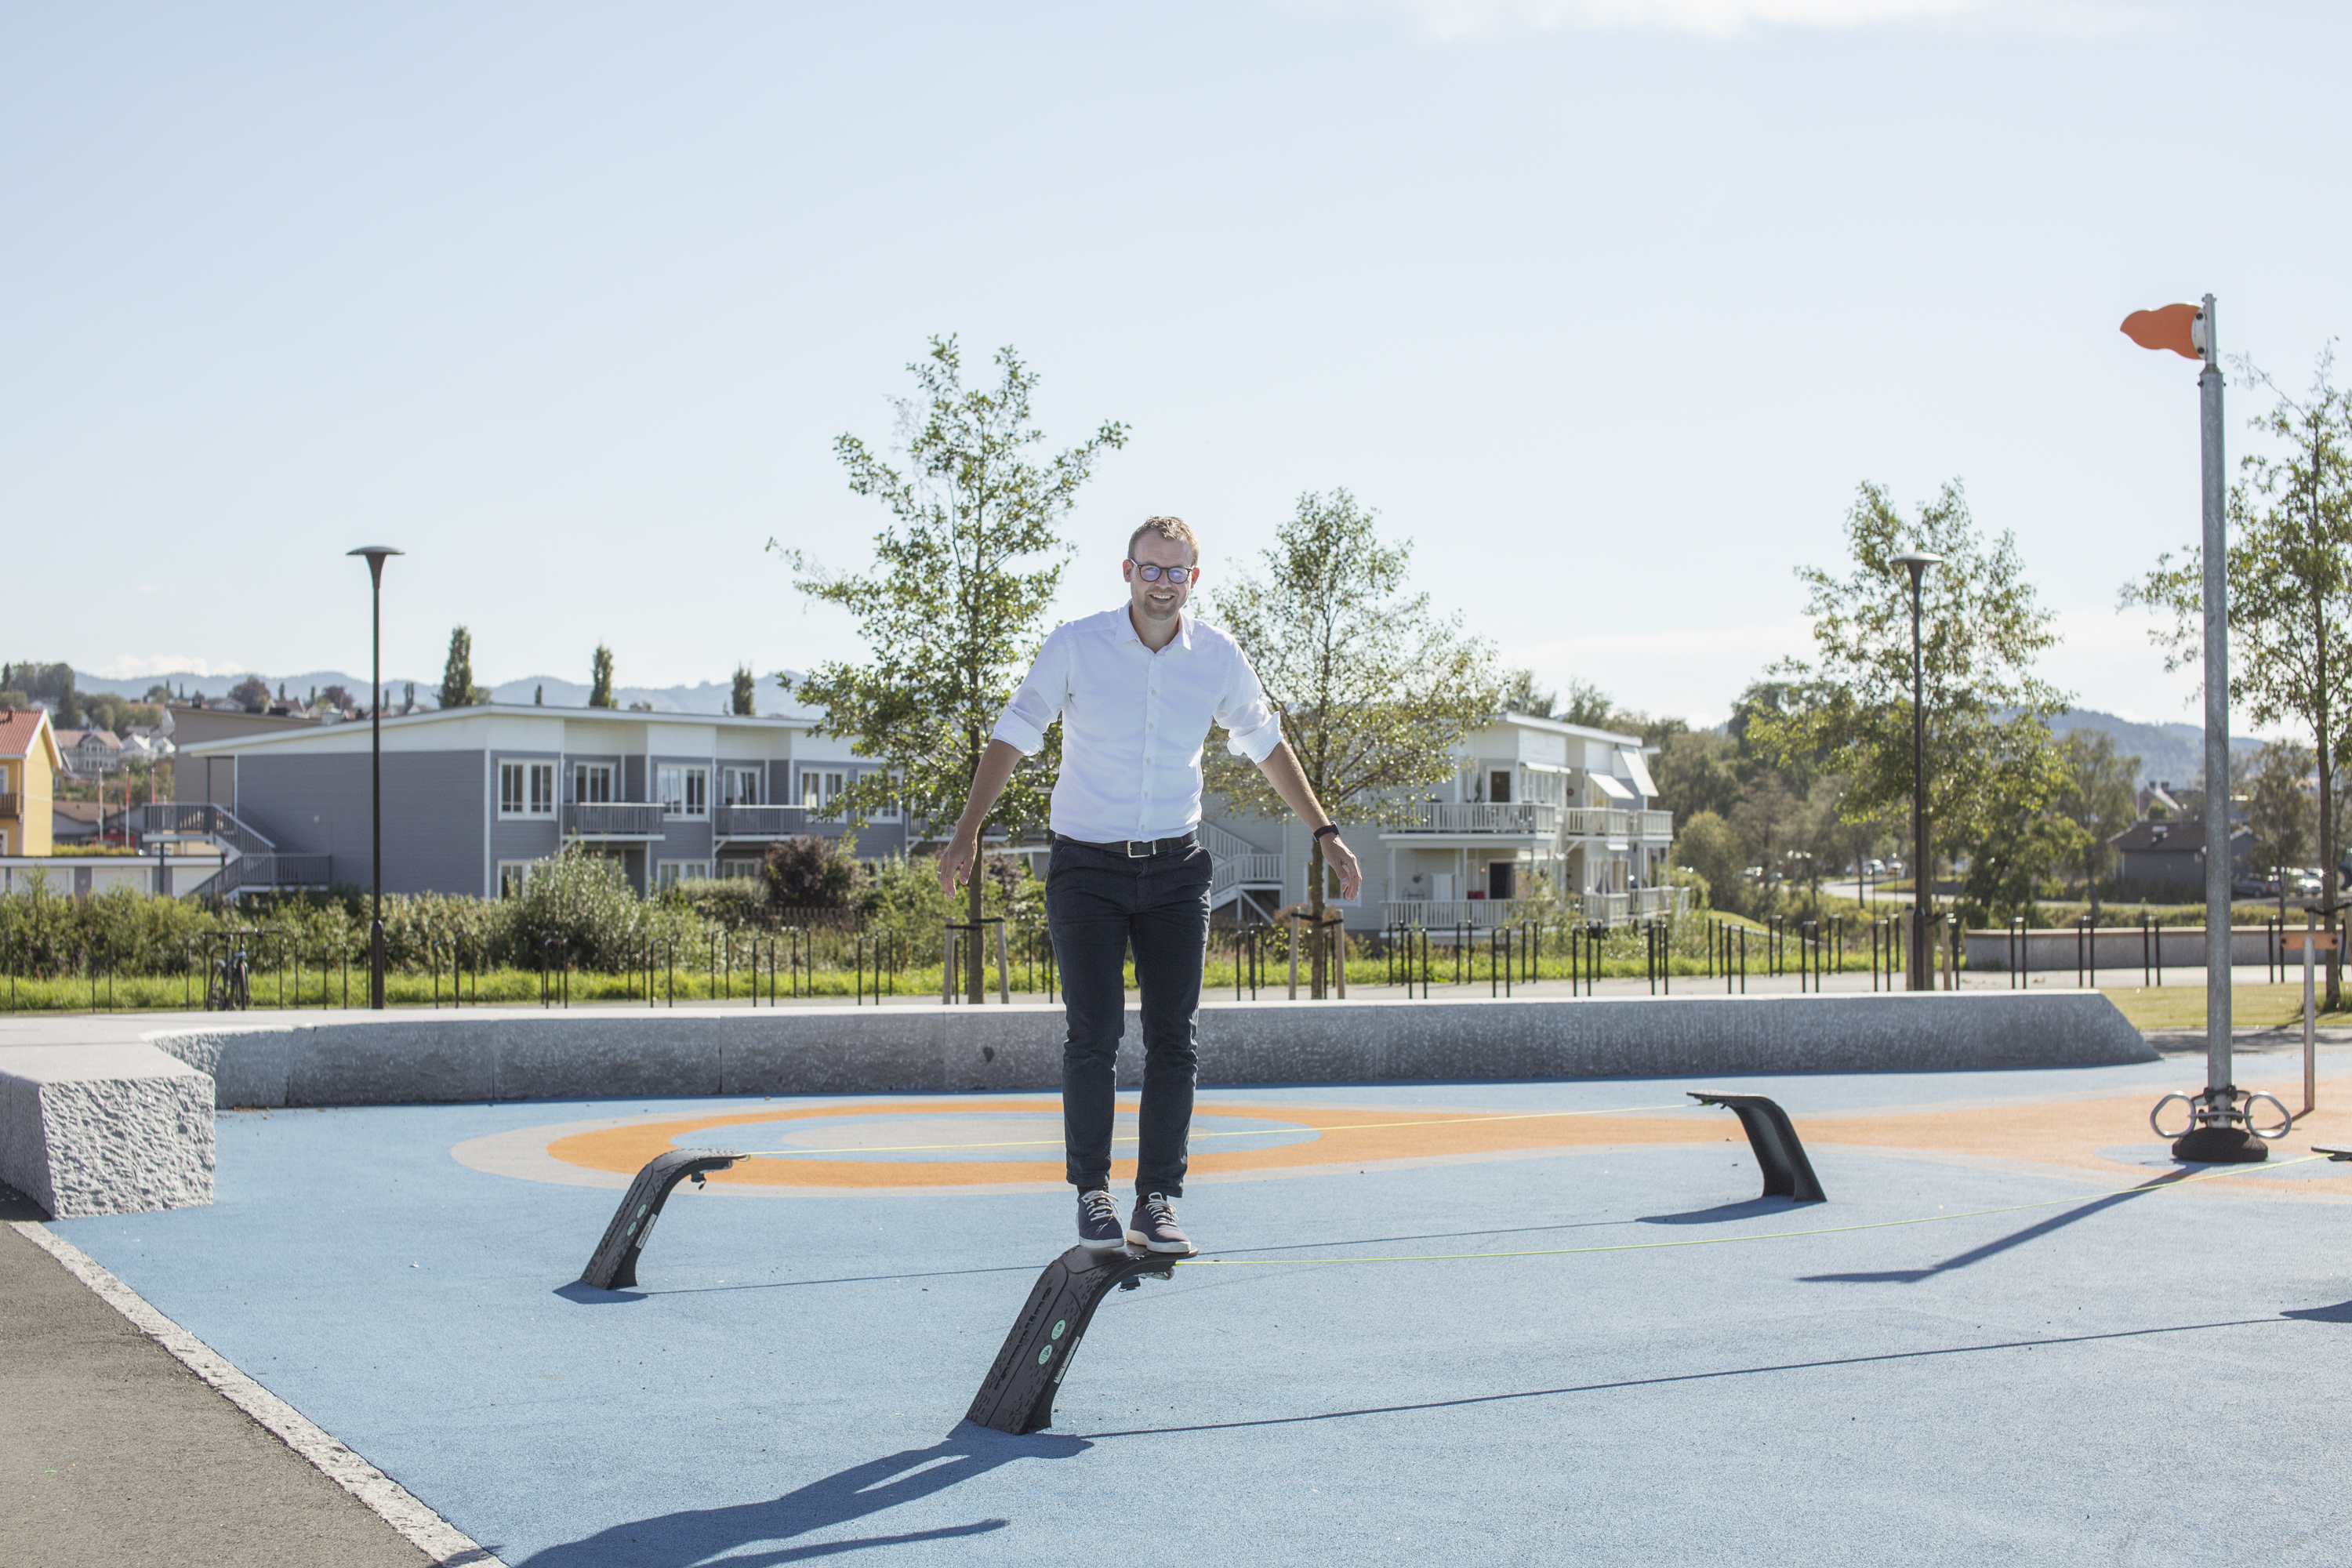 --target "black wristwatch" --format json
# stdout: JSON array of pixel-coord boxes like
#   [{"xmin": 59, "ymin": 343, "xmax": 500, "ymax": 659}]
[{"xmin": 1312, "ymin": 823, "xmax": 1341, "ymax": 842}]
